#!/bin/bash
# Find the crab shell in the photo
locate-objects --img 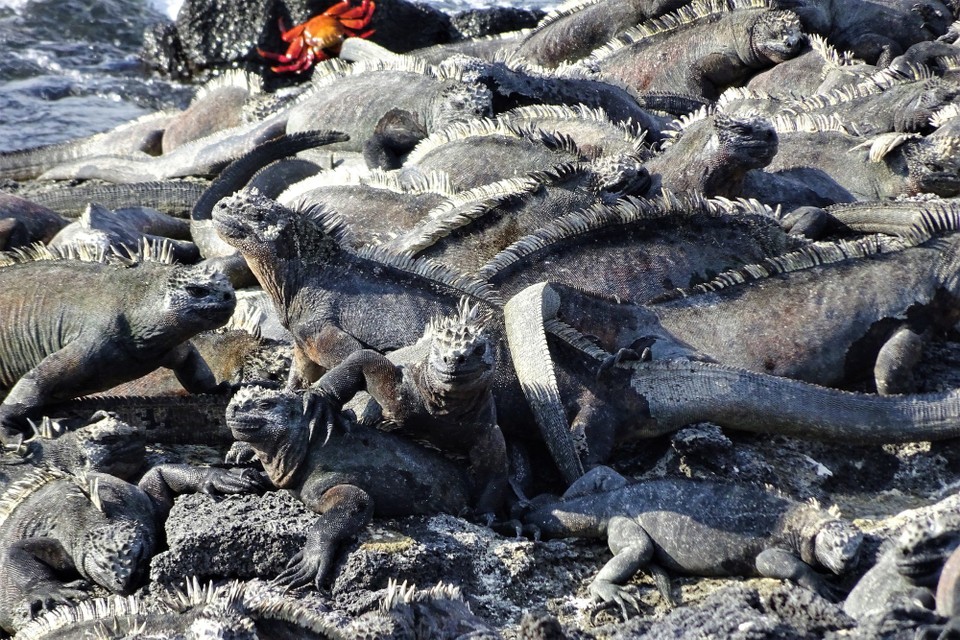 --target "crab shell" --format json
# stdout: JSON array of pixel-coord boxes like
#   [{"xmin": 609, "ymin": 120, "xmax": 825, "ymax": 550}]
[{"xmin": 257, "ymin": 0, "xmax": 376, "ymax": 73}]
